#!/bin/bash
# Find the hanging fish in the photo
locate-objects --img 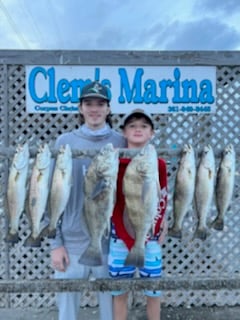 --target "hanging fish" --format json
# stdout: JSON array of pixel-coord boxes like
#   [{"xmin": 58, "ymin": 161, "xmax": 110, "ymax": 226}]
[
  {"xmin": 6, "ymin": 143, "xmax": 29, "ymax": 244},
  {"xmin": 211, "ymin": 144, "xmax": 236, "ymax": 230},
  {"xmin": 123, "ymin": 144, "xmax": 161, "ymax": 268},
  {"xmin": 169, "ymin": 144, "xmax": 196, "ymax": 239},
  {"xmin": 24, "ymin": 143, "xmax": 51, "ymax": 247},
  {"xmin": 48, "ymin": 144, "xmax": 72, "ymax": 238},
  {"xmin": 79, "ymin": 143, "xmax": 119, "ymax": 266},
  {"xmin": 194, "ymin": 145, "xmax": 215, "ymax": 240}
]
